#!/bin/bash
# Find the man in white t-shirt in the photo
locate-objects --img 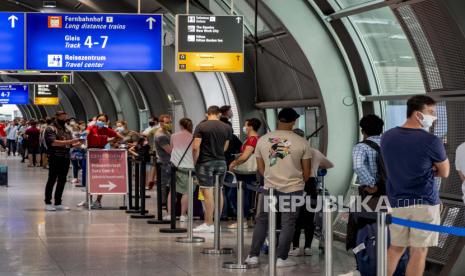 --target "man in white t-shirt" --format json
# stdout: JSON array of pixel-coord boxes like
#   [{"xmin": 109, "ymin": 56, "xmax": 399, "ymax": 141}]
[
  {"xmin": 245, "ymin": 108, "xmax": 312, "ymax": 268},
  {"xmin": 455, "ymin": 142, "xmax": 465, "ymax": 204}
]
